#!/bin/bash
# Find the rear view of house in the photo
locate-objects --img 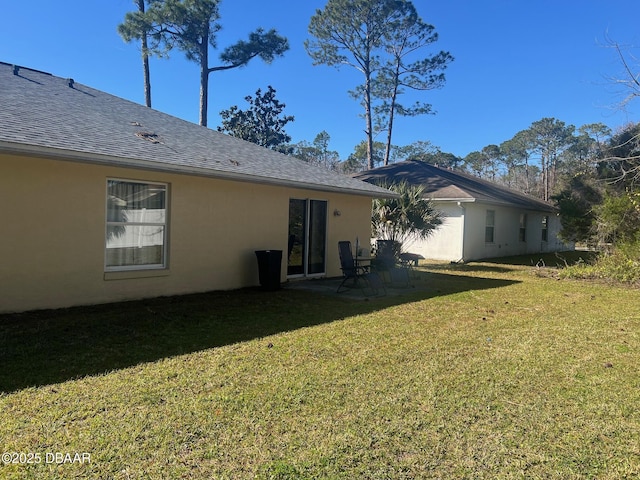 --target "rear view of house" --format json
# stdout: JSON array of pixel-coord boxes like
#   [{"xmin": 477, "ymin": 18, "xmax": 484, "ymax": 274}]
[
  {"xmin": 355, "ymin": 160, "xmax": 573, "ymax": 262},
  {"xmin": 0, "ymin": 62, "xmax": 392, "ymax": 313}
]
